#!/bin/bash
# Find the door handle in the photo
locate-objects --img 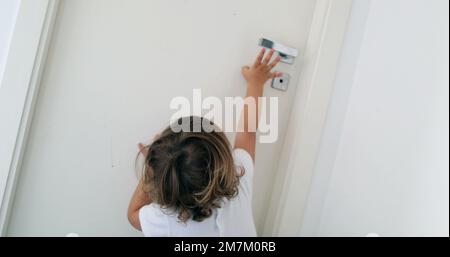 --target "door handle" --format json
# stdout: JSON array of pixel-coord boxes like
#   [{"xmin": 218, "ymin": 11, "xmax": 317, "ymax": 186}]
[{"xmin": 258, "ymin": 38, "xmax": 298, "ymax": 64}]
